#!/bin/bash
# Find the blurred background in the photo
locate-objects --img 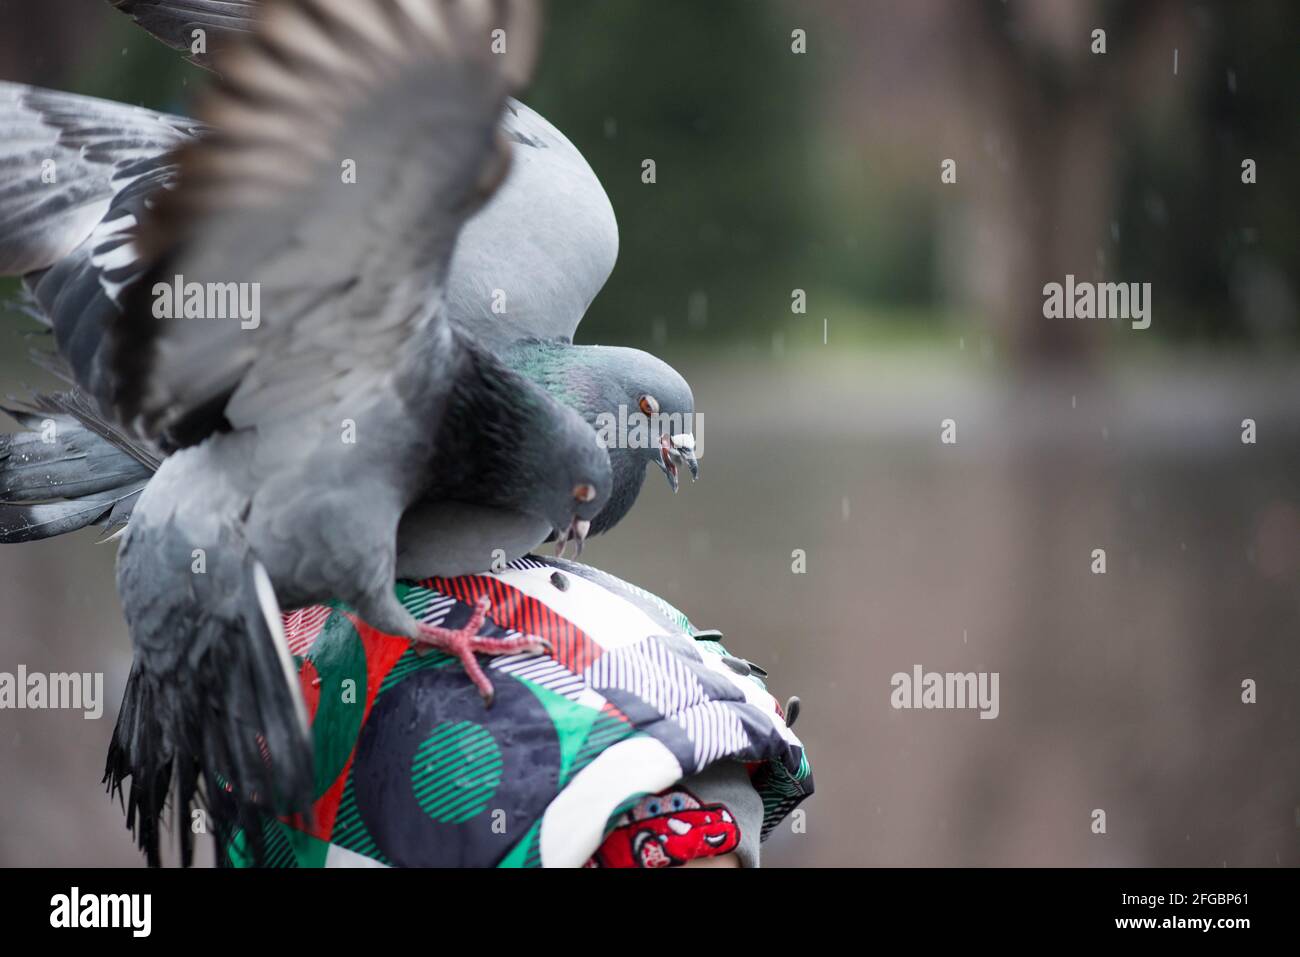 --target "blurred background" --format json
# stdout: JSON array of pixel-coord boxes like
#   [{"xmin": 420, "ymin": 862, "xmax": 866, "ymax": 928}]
[{"xmin": 1, "ymin": 0, "xmax": 1297, "ymax": 866}]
